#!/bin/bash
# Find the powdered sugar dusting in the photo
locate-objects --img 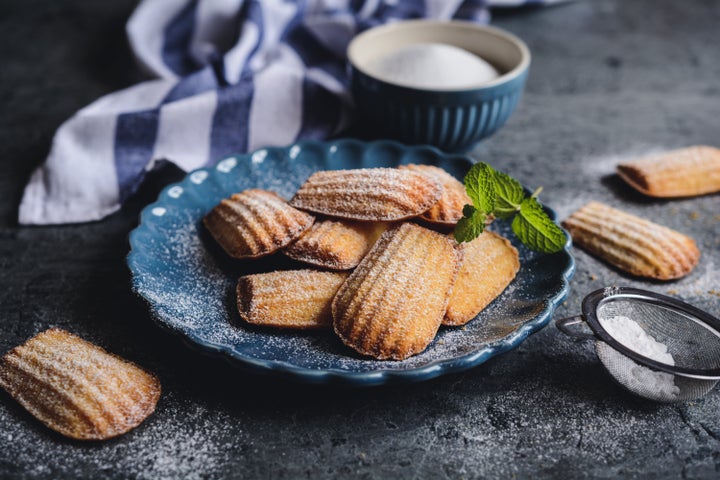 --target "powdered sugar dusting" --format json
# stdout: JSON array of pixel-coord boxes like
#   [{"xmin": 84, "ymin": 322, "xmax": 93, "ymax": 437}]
[{"xmin": 0, "ymin": 393, "xmax": 242, "ymax": 479}]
